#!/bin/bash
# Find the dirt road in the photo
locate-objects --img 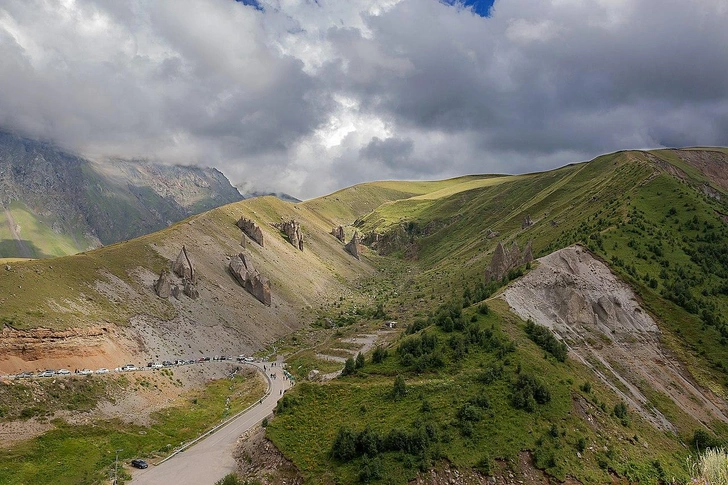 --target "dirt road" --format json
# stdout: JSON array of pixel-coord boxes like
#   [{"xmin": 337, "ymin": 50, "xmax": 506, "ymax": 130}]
[{"xmin": 130, "ymin": 361, "xmax": 291, "ymax": 485}]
